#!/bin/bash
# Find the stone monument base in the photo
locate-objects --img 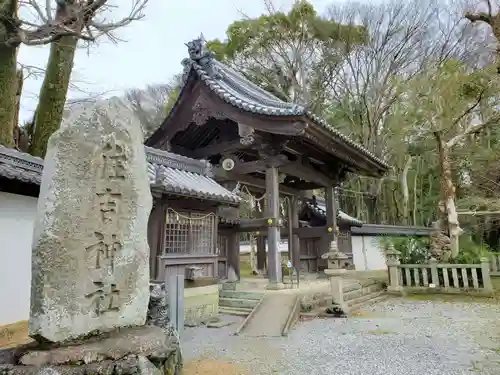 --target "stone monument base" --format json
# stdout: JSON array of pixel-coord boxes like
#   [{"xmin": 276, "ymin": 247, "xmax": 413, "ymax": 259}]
[{"xmin": 0, "ymin": 325, "xmax": 181, "ymax": 375}]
